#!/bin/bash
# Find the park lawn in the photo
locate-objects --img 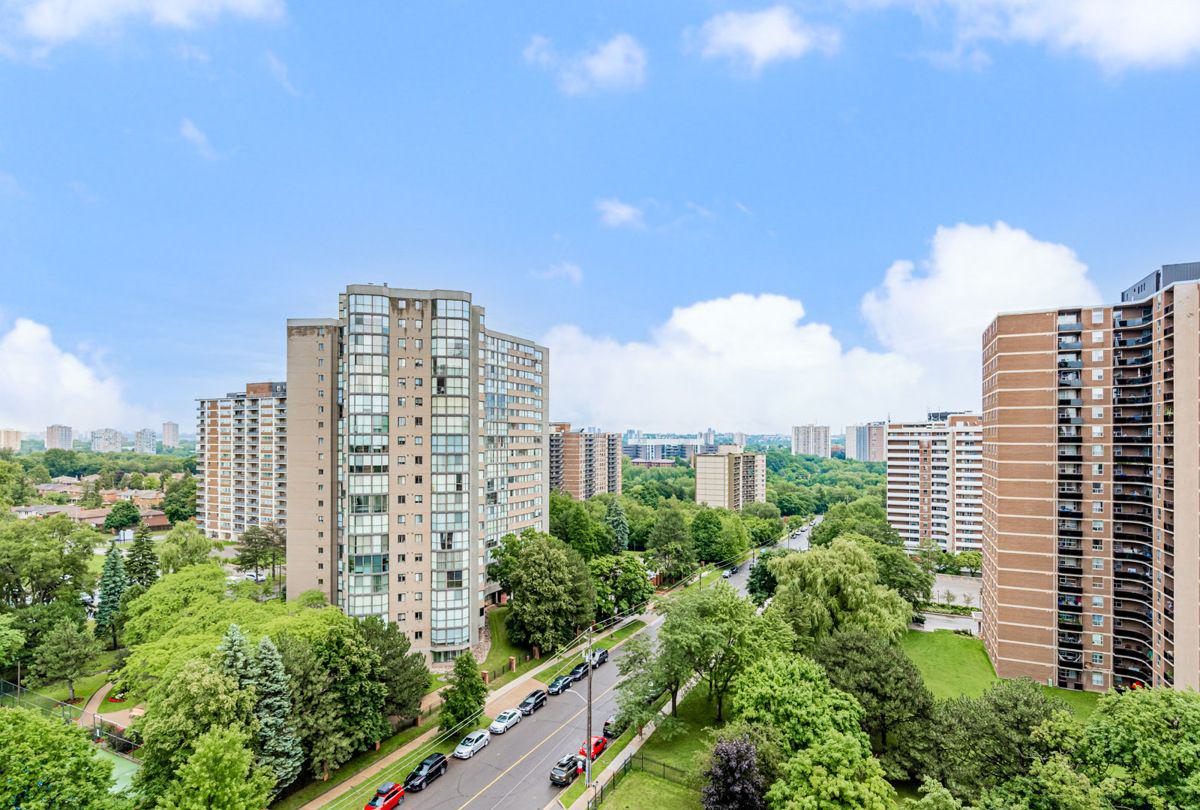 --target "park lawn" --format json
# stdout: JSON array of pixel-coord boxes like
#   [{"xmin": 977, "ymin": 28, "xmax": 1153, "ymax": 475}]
[
  {"xmin": 600, "ymin": 770, "xmax": 699, "ymax": 810},
  {"xmin": 559, "ymin": 725, "xmax": 638, "ymax": 805},
  {"xmin": 35, "ymin": 648, "xmax": 123, "ymax": 705},
  {"xmin": 480, "ymin": 607, "xmax": 551, "ymax": 691},
  {"xmin": 902, "ymin": 630, "xmax": 1099, "ymax": 718},
  {"xmin": 271, "ymin": 720, "xmax": 432, "ymax": 810},
  {"xmin": 640, "ymin": 684, "xmax": 723, "ymax": 775}
]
